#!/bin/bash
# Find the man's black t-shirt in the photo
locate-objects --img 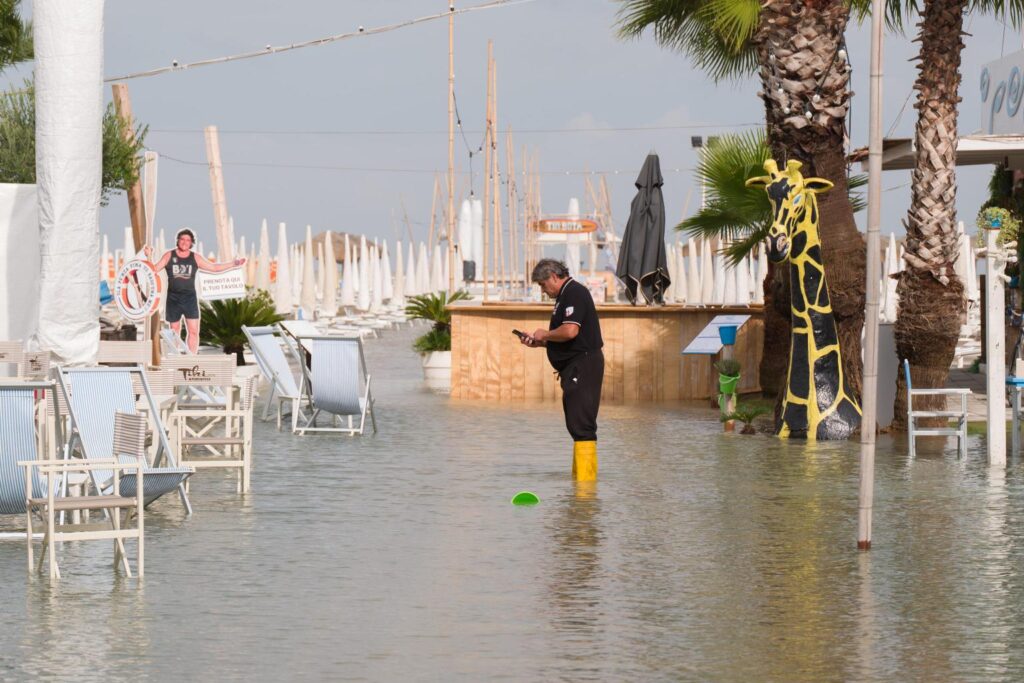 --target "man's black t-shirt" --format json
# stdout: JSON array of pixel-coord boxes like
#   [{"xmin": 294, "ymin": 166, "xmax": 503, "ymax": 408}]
[{"xmin": 546, "ymin": 278, "xmax": 603, "ymax": 372}]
